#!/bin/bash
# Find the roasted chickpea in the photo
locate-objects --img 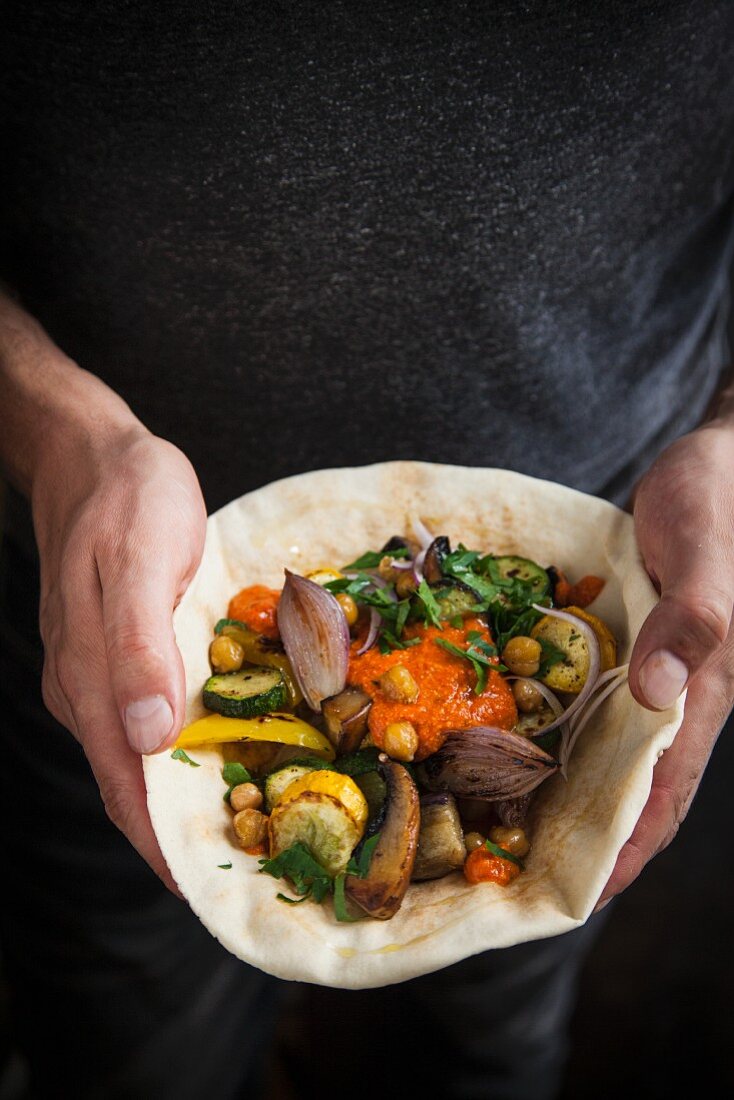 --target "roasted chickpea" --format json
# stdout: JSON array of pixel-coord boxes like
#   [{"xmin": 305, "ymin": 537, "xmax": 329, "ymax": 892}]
[
  {"xmin": 335, "ymin": 591, "xmax": 359, "ymax": 627},
  {"xmin": 379, "ymin": 664, "xmax": 420, "ymax": 703},
  {"xmin": 512, "ymin": 678, "xmax": 545, "ymax": 713},
  {"xmin": 230, "ymin": 782, "xmax": 263, "ymax": 812},
  {"xmin": 502, "ymin": 636, "xmax": 542, "ymax": 677},
  {"xmin": 383, "ymin": 720, "xmax": 419, "ymax": 762},
  {"xmin": 209, "ymin": 634, "xmax": 245, "ymax": 673},
  {"xmin": 377, "ymin": 555, "xmax": 402, "ymax": 583},
  {"xmin": 464, "ymin": 831, "xmax": 486, "ymax": 854},
  {"xmin": 488, "ymin": 825, "xmax": 530, "ymax": 859},
  {"xmin": 395, "ymin": 572, "xmax": 418, "ymax": 599},
  {"xmin": 232, "ymin": 808, "xmax": 269, "ymax": 849}
]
